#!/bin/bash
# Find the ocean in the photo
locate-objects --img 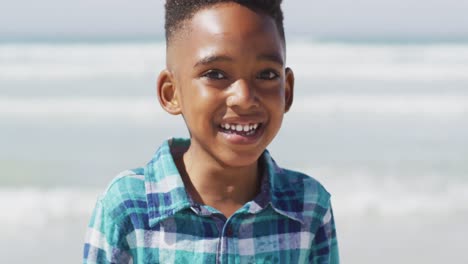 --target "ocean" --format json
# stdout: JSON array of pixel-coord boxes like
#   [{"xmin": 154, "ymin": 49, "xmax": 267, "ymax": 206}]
[{"xmin": 1, "ymin": 39, "xmax": 467, "ymax": 263}]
